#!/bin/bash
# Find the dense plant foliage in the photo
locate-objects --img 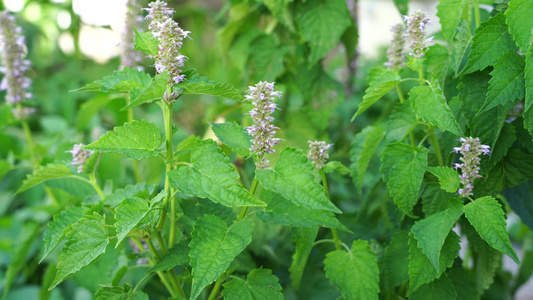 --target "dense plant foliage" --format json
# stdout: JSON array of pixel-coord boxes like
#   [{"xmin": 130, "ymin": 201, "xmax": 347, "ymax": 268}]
[{"xmin": 1, "ymin": 0, "xmax": 533, "ymax": 299}]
